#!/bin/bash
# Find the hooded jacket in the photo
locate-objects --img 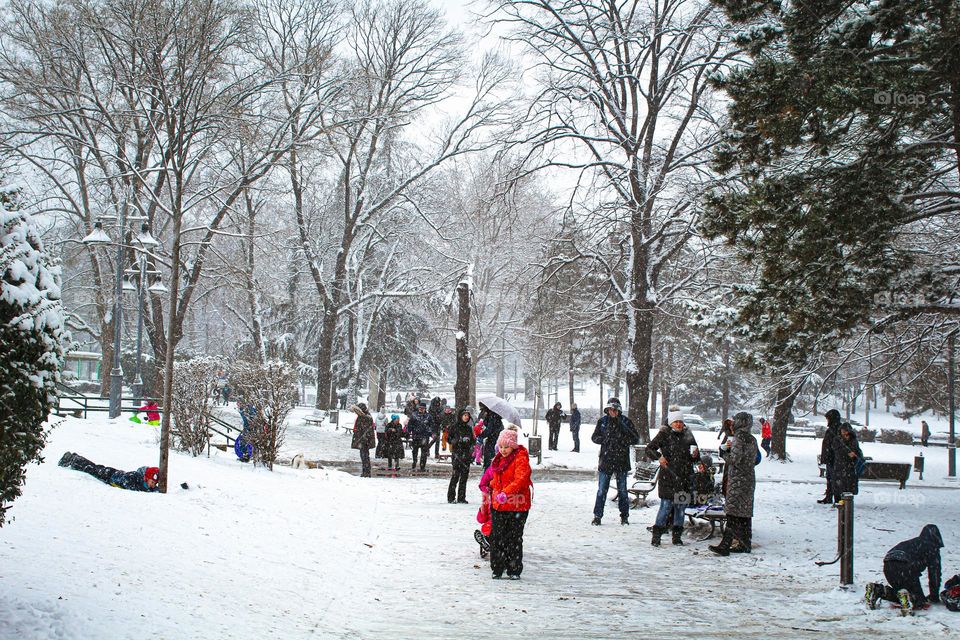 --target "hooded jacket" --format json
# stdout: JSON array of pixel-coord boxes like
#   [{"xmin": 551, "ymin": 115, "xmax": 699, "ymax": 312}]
[
  {"xmin": 830, "ymin": 426, "xmax": 863, "ymax": 495},
  {"xmin": 545, "ymin": 404, "xmax": 564, "ymax": 429},
  {"xmin": 480, "ymin": 412, "xmax": 504, "ymax": 468},
  {"xmin": 593, "ymin": 412, "xmax": 640, "ymax": 474},
  {"xmin": 724, "ymin": 412, "xmax": 758, "ymax": 517},
  {"xmin": 885, "ymin": 524, "xmax": 944, "ymax": 599},
  {"xmin": 448, "ymin": 410, "xmax": 476, "ymax": 462},
  {"xmin": 350, "ymin": 404, "xmax": 375, "ymax": 450},
  {"xmin": 646, "ymin": 422, "xmax": 699, "ymax": 499},
  {"xmin": 489, "ymin": 445, "xmax": 532, "ymax": 512},
  {"xmin": 820, "ymin": 409, "xmax": 842, "ymax": 466},
  {"xmin": 407, "ymin": 410, "xmax": 434, "ymax": 443}
]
